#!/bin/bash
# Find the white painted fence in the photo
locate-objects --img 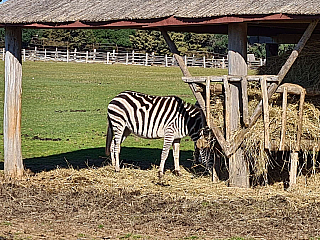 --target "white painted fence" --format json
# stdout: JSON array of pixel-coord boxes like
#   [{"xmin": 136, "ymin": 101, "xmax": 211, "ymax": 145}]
[{"xmin": 0, "ymin": 47, "xmax": 265, "ymax": 69}]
